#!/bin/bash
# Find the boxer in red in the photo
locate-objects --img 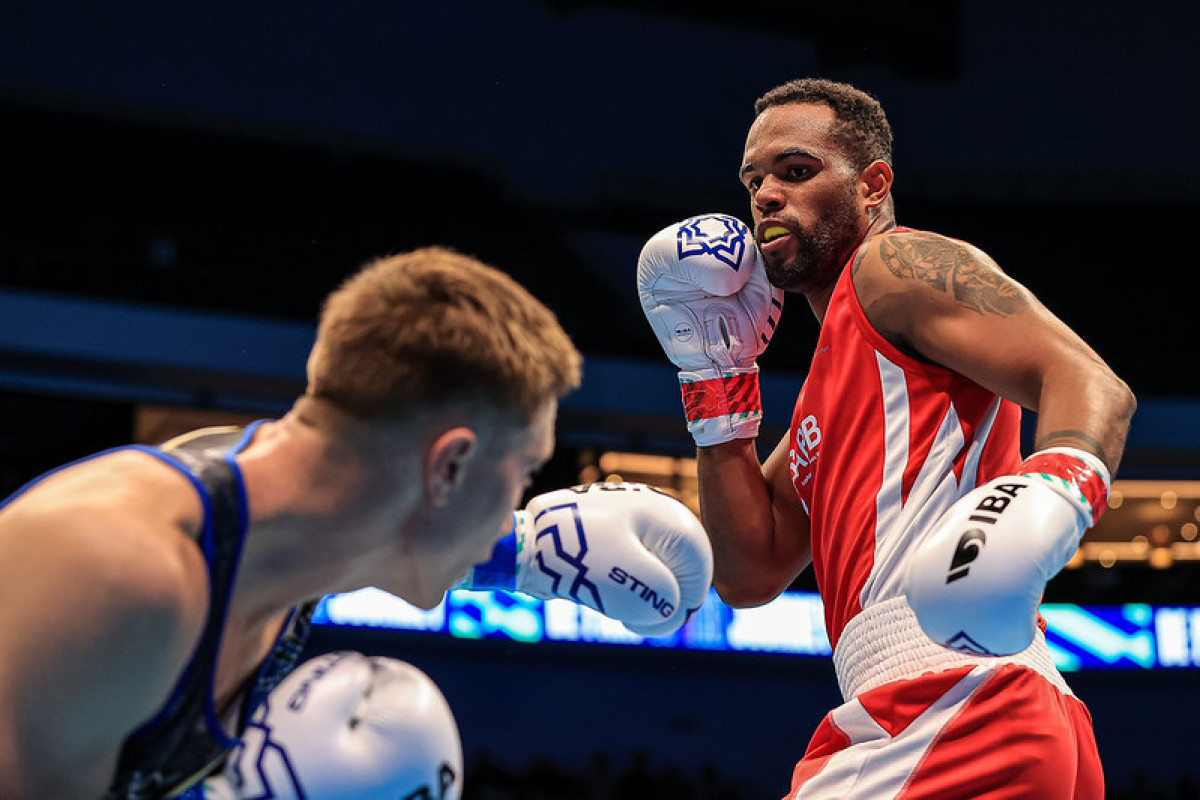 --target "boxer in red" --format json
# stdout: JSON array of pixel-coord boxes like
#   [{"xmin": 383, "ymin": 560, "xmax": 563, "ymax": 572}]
[{"xmin": 638, "ymin": 78, "xmax": 1134, "ymax": 798}]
